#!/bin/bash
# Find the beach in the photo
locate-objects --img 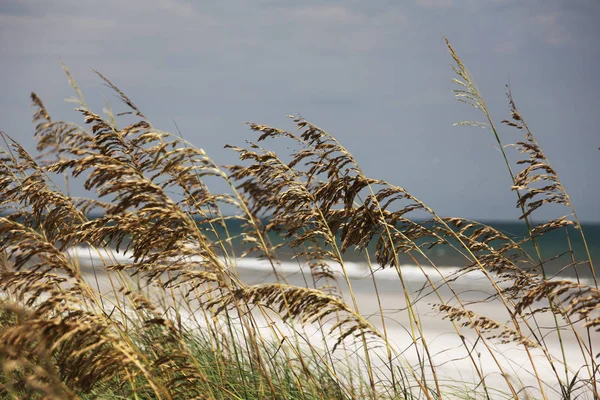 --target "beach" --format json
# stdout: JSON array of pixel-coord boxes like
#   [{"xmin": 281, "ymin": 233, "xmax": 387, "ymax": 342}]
[{"xmin": 67, "ymin": 245, "xmax": 599, "ymax": 399}]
